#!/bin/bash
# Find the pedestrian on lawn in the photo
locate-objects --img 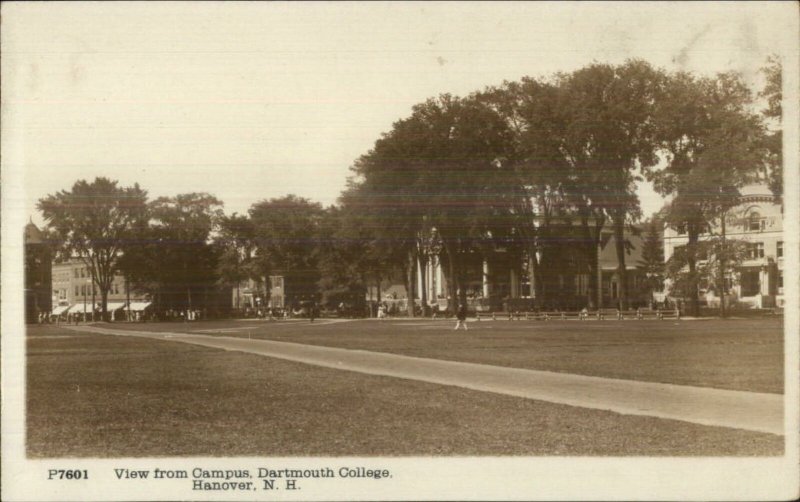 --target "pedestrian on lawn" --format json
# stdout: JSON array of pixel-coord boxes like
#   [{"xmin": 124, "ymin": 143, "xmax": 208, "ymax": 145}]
[{"xmin": 454, "ymin": 303, "xmax": 468, "ymax": 331}]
